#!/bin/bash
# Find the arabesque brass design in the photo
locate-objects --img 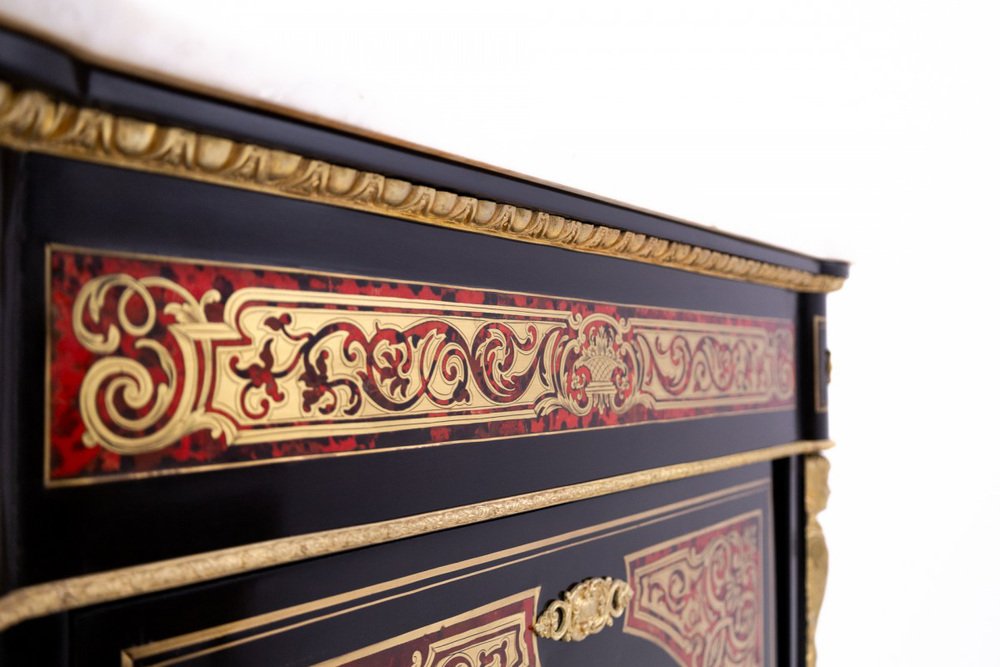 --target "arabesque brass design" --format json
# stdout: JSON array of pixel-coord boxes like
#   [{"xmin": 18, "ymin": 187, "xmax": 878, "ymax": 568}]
[
  {"xmin": 405, "ymin": 617, "xmax": 532, "ymax": 667},
  {"xmin": 534, "ymin": 577, "xmax": 633, "ymax": 642},
  {"xmin": 68, "ymin": 263, "xmax": 793, "ymax": 459},
  {"xmin": 317, "ymin": 590, "xmax": 540, "ymax": 667},
  {"xmin": 0, "ymin": 80, "xmax": 843, "ymax": 292},
  {"xmin": 0, "ymin": 440, "xmax": 829, "ymax": 632},
  {"xmin": 73, "ymin": 274, "xmax": 230, "ymax": 455},
  {"xmin": 804, "ymin": 454, "xmax": 830, "ymax": 667},
  {"xmin": 624, "ymin": 512, "xmax": 765, "ymax": 666}
]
